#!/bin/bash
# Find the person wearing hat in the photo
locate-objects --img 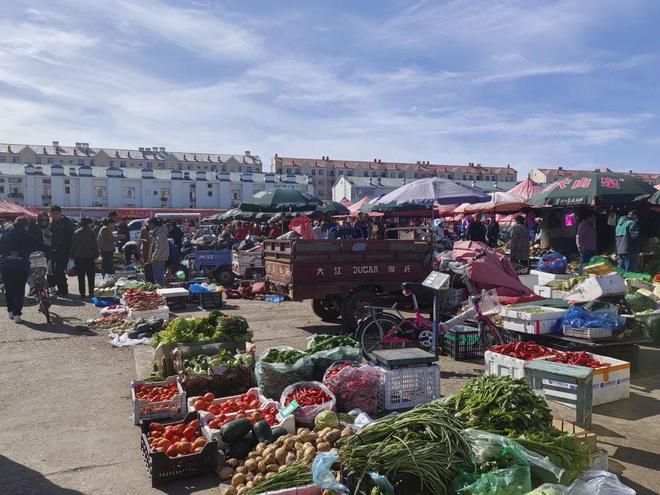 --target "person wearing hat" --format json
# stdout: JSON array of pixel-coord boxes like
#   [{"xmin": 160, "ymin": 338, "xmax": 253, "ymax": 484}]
[
  {"xmin": 147, "ymin": 217, "xmax": 170, "ymax": 286},
  {"xmin": 615, "ymin": 210, "xmax": 640, "ymax": 272}
]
